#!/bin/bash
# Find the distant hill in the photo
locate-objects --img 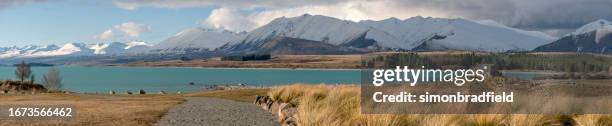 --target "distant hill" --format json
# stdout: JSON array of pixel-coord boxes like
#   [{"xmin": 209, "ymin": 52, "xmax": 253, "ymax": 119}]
[
  {"xmin": 222, "ymin": 36, "xmax": 368, "ymax": 55},
  {"xmin": 12, "ymin": 62, "xmax": 54, "ymax": 67},
  {"xmin": 534, "ymin": 19, "xmax": 612, "ymax": 54}
]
